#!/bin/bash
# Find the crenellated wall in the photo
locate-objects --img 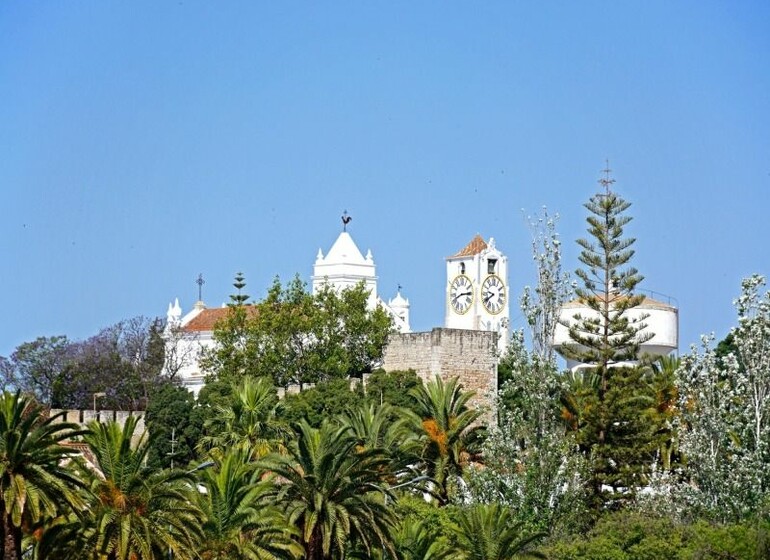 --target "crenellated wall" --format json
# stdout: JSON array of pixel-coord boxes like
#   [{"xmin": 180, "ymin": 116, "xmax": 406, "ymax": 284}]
[
  {"xmin": 49, "ymin": 409, "xmax": 147, "ymax": 446},
  {"xmin": 382, "ymin": 328, "xmax": 498, "ymax": 417}
]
